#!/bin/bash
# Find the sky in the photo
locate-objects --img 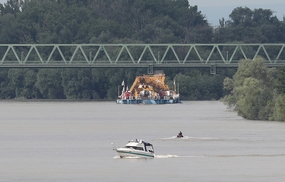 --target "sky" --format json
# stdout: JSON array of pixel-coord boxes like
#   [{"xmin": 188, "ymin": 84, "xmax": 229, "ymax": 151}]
[{"xmin": 0, "ymin": 0, "xmax": 284, "ymax": 26}]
